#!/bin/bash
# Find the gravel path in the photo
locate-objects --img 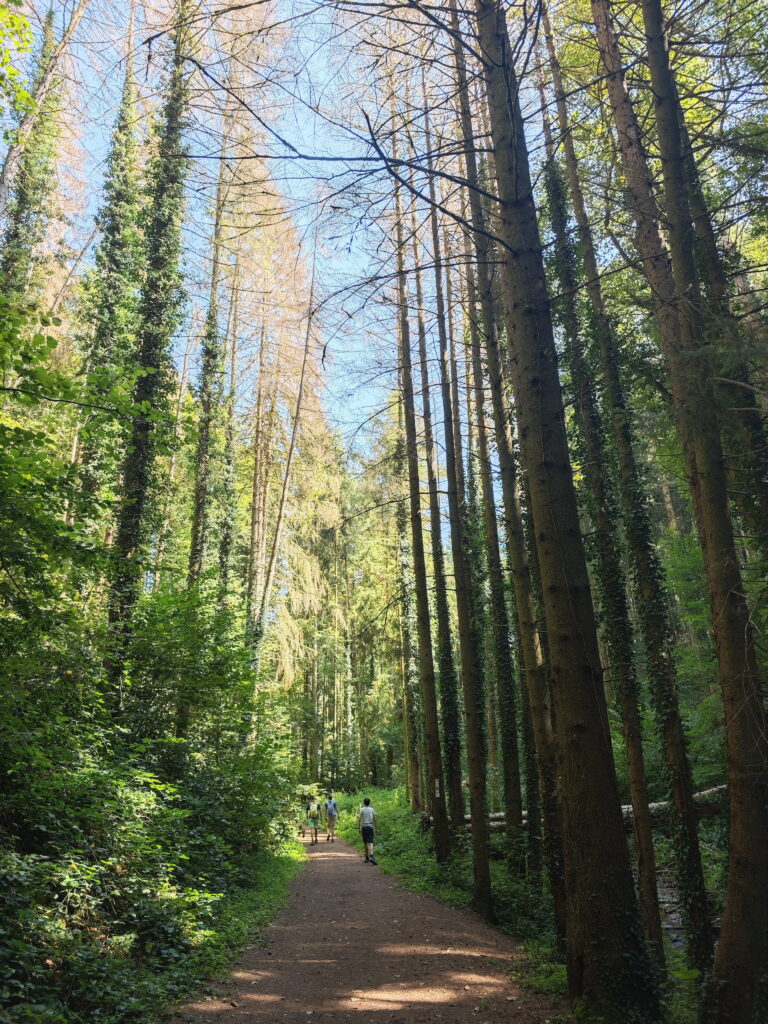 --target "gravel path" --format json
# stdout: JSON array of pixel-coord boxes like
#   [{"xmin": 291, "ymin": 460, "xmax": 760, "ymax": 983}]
[{"xmin": 170, "ymin": 837, "xmax": 568, "ymax": 1024}]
